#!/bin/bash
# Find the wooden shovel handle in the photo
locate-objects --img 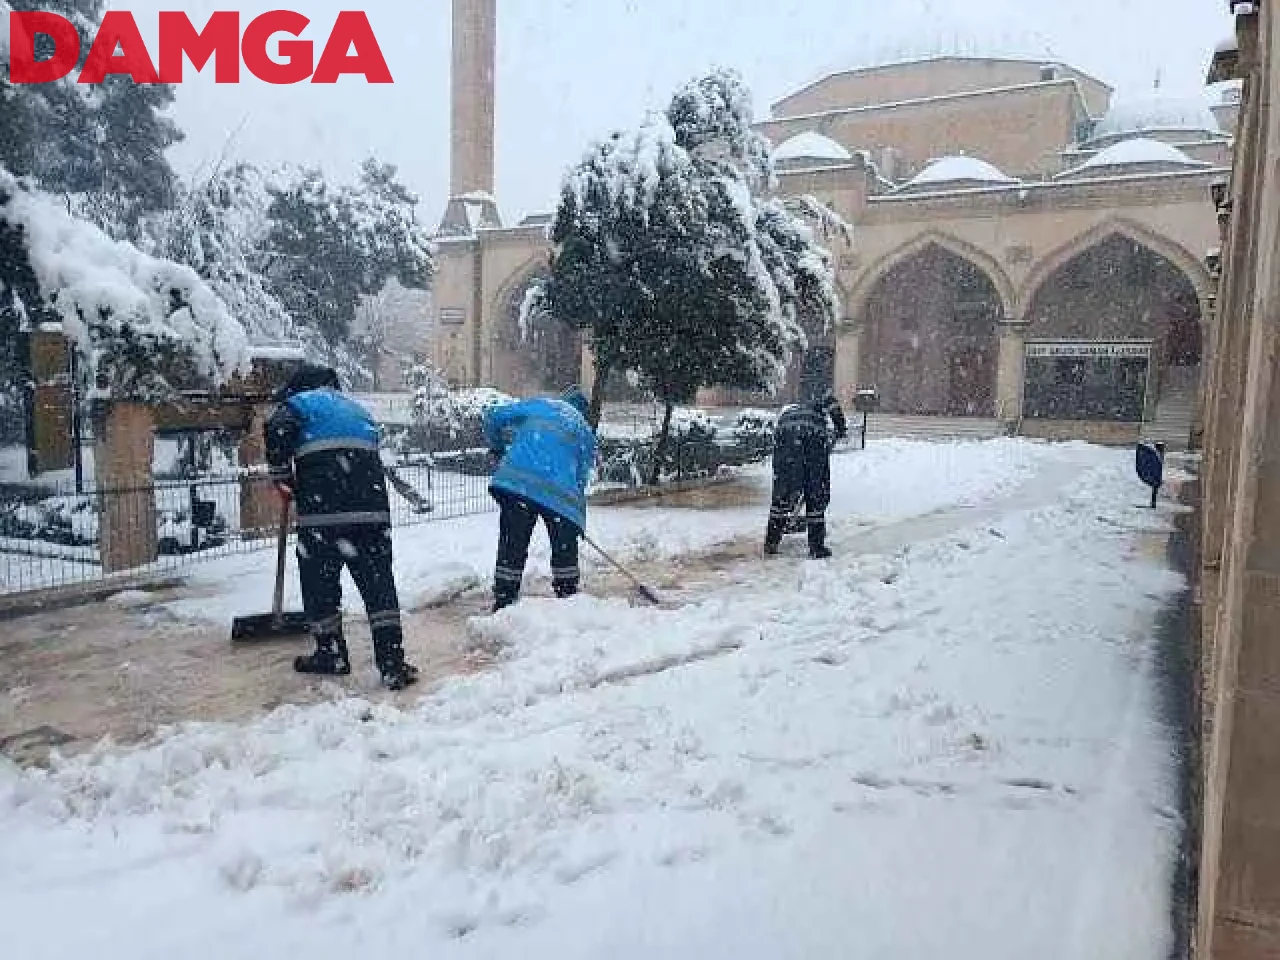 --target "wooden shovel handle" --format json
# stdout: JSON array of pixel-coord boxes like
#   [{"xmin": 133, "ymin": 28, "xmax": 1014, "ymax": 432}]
[{"xmin": 273, "ymin": 499, "xmax": 291, "ymax": 618}]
